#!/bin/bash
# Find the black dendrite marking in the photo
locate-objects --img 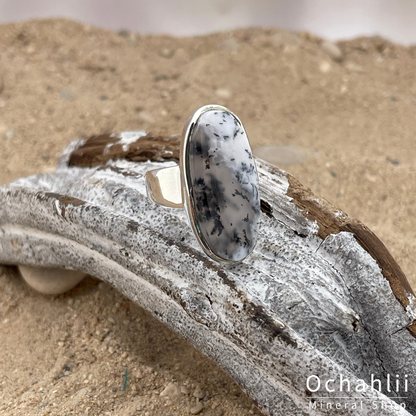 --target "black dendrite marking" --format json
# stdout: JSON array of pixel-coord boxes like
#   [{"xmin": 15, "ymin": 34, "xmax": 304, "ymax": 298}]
[
  {"xmin": 196, "ymin": 177, "xmax": 206, "ymax": 187},
  {"xmin": 242, "ymin": 229, "xmax": 250, "ymax": 247},
  {"xmin": 240, "ymin": 162, "xmax": 255, "ymax": 174},
  {"xmin": 234, "ymin": 189, "xmax": 250, "ymax": 202},
  {"xmin": 233, "ymin": 229, "xmax": 241, "ymax": 244},
  {"xmin": 211, "ymin": 218, "xmax": 224, "ymax": 236},
  {"xmin": 194, "ymin": 178, "xmax": 210, "ymax": 218},
  {"xmin": 235, "ymin": 170, "xmax": 249, "ymax": 185},
  {"xmin": 250, "ymin": 183, "xmax": 259, "ymax": 200},
  {"xmin": 194, "ymin": 135, "xmax": 210, "ymax": 158},
  {"xmin": 195, "ymin": 141, "xmax": 203, "ymax": 155},
  {"xmin": 193, "ymin": 173, "xmax": 227, "ymax": 238}
]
